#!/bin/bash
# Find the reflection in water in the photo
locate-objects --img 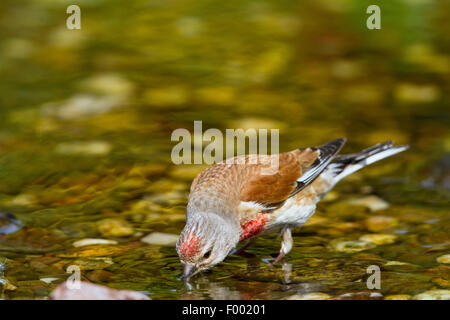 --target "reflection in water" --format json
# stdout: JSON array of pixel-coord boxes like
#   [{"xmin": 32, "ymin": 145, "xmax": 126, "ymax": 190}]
[{"xmin": 181, "ymin": 277, "xmax": 242, "ymax": 300}]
